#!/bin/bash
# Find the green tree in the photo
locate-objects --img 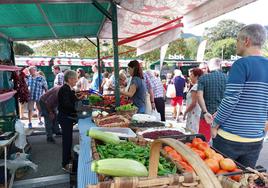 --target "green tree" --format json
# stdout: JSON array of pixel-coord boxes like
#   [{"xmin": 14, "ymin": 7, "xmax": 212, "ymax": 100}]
[
  {"xmin": 185, "ymin": 37, "xmax": 199, "ymax": 59},
  {"xmin": 166, "ymin": 38, "xmax": 190, "ymax": 58},
  {"xmin": 205, "ymin": 38, "xmax": 236, "ymax": 60},
  {"xmin": 14, "ymin": 42, "xmax": 34, "ymax": 55},
  {"xmin": 34, "ymin": 39, "xmax": 97, "ymax": 58},
  {"xmin": 204, "ymin": 19, "xmax": 245, "ymax": 42}
]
